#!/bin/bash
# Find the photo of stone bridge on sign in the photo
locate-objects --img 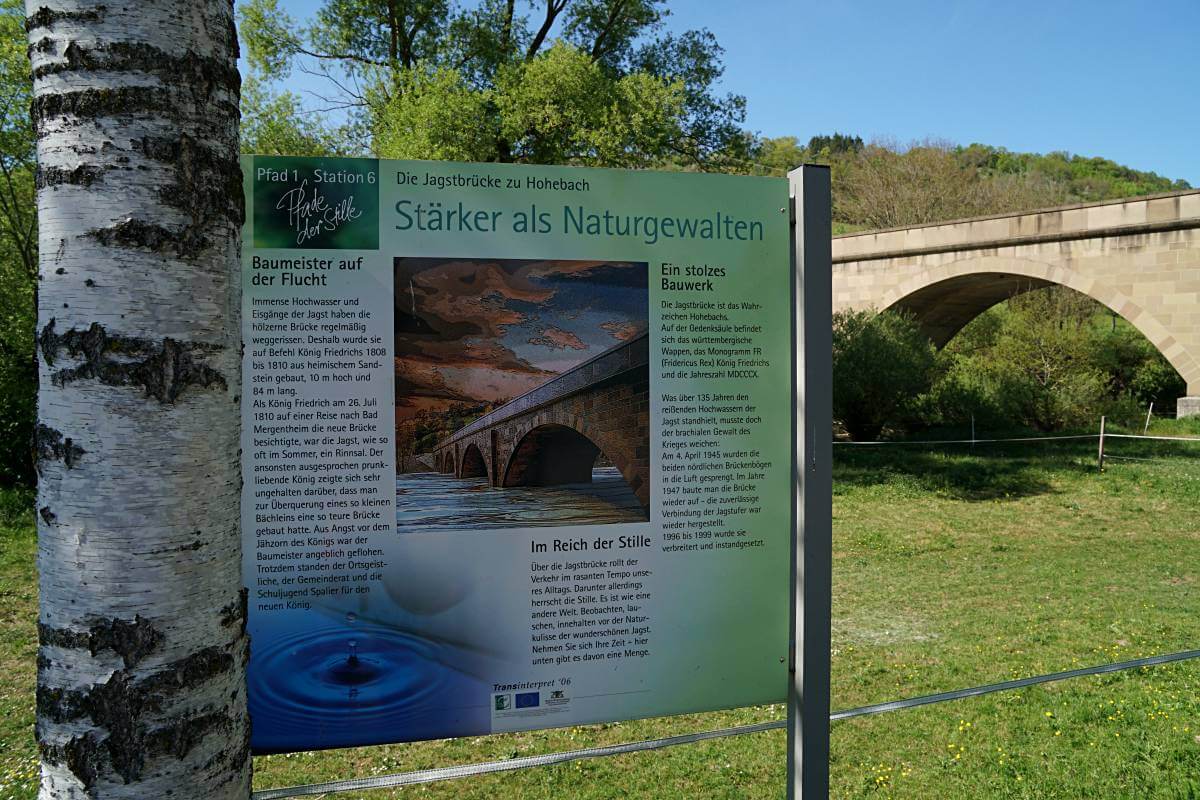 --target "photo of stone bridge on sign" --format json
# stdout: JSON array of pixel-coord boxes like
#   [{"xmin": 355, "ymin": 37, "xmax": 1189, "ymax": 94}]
[
  {"xmin": 429, "ymin": 332, "xmax": 650, "ymax": 516},
  {"xmin": 832, "ymin": 189, "xmax": 1200, "ymax": 417},
  {"xmin": 394, "ymin": 256, "xmax": 650, "ymax": 529}
]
